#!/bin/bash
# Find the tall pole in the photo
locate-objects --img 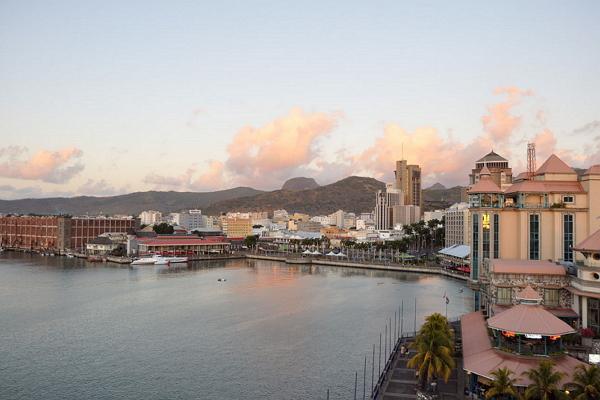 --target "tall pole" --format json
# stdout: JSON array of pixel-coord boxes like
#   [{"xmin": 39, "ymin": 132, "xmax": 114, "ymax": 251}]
[
  {"xmin": 414, "ymin": 298, "xmax": 417, "ymax": 336},
  {"xmin": 378, "ymin": 333, "xmax": 382, "ymax": 376},
  {"xmin": 363, "ymin": 355, "xmax": 366, "ymax": 400},
  {"xmin": 389, "ymin": 317, "xmax": 393, "ymax": 353},
  {"xmin": 372, "ymin": 344, "xmax": 375, "ymax": 395},
  {"xmin": 385, "ymin": 323, "xmax": 388, "ymax": 361},
  {"xmin": 354, "ymin": 371, "xmax": 357, "ymax": 400},
  {"xmin": 401, "ymin": 299, "xmax": 404, "ymax": 338},
  {"xmin": 394, "ymin": 311, "xmax": 397, "ymax": 343}
]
